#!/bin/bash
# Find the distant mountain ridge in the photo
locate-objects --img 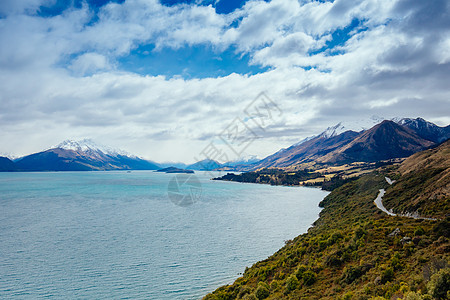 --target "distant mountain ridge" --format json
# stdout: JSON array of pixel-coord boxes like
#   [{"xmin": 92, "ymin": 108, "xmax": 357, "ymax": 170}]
[
  {"xmin": 250, "ymin": 118, "xmax": 449, "ymax": 169},
  {"xmin": 394, "ymin": 117, "xmax": 450, "ymax": 143},
  {"xmin": 316, "ymin": 120, "xmax": 435, "ymax": 164},
  {"xmin": 1, "ymin": 118, "xmax": 448, "ymax": 172},
  {"xmin": 186, "ymin": 159, "xmax": 222, "ymax": 171},
  {"xmin": 0, "ymin": 156, "xmax": 16, "ymax": 171},
  {"xmin": 12, "ymin": 139, "xmax": 160, "ymax": 171},
  {"xmin": 251, "ymin": 130, "xmax": 360, "ymax": 169},
  {"xmin": 55, "ymin": 139, "xmax": 135, "ymax": 158},
  {"xmin": 186, "ymin": 156, "xmax": 260, "ymax": 171}
]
